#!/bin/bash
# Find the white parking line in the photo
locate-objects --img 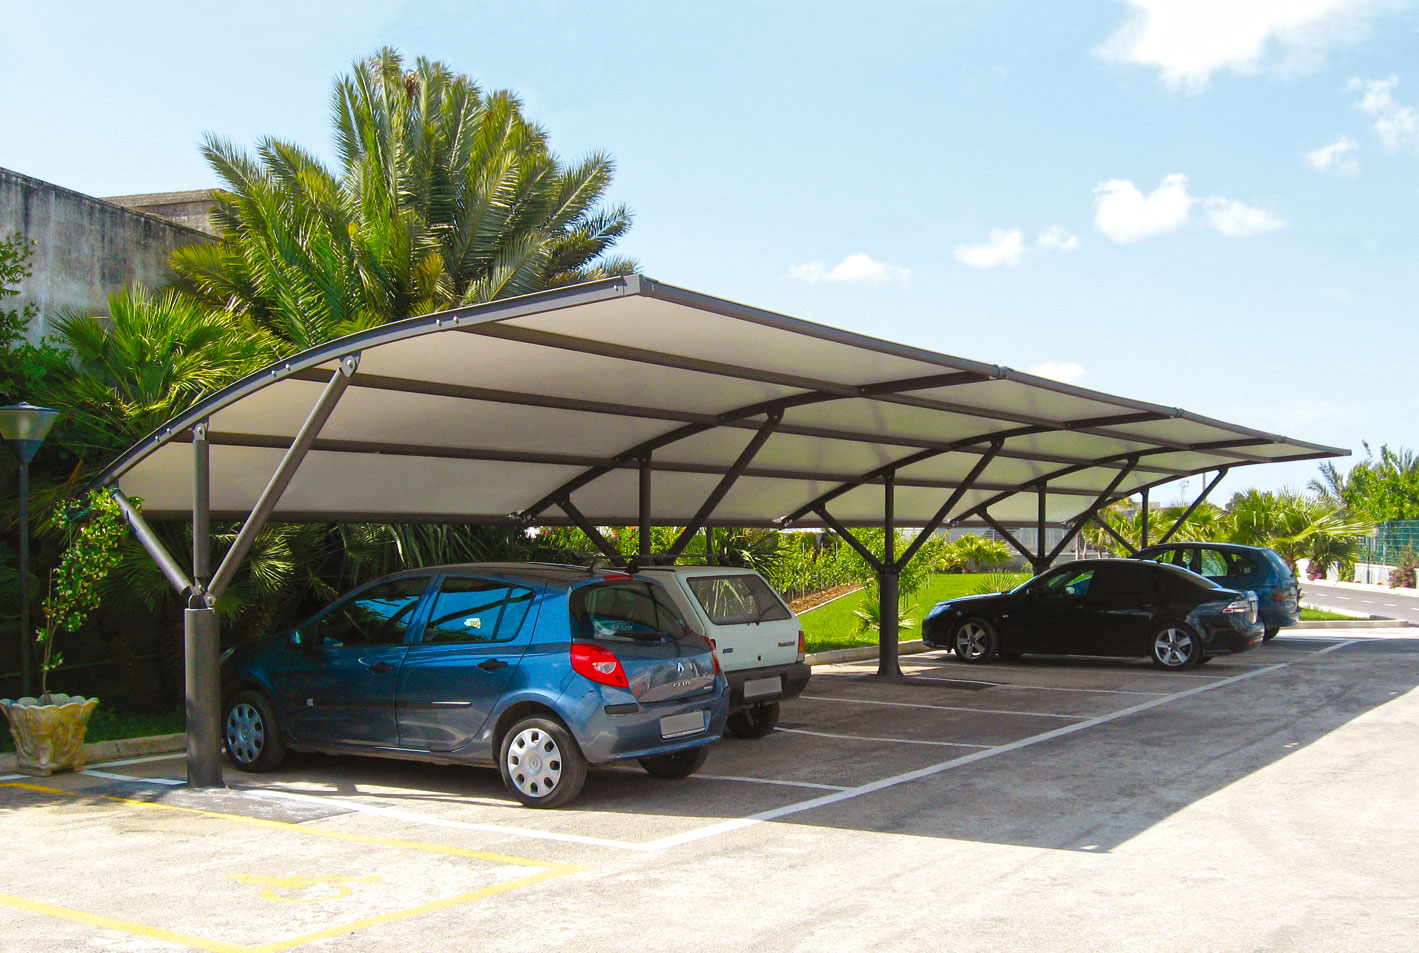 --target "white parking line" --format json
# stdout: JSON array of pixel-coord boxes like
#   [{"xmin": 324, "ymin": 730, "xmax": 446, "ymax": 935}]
[
  {"xmin": 0, "ymin": 774, "xmax": 24, "ymax": 782},
  {"xmin": 642, "ymin": 661, "xmax": 1295, "ymax": 850},
  {"xmin": 776, "ymin": 727, "xmax": 994, "ymax": 749},
  {"xmin": 87, "ymin": 752, "xmax": 183, "ymax": 769},
  {"xmin": 800, "ymin": 694, "xmax": 1080, "ymax": 720},
  {"xmin": 81, "ymin": 769, "xmax": 184, "ymax": 786},
  {"xmin": 46, "ymin": 641, "xmax": 1359, "ymax": 856}
]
